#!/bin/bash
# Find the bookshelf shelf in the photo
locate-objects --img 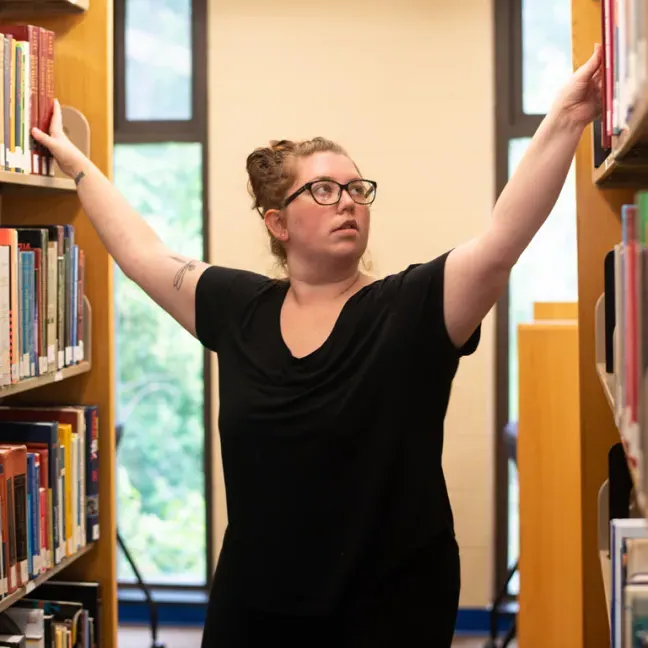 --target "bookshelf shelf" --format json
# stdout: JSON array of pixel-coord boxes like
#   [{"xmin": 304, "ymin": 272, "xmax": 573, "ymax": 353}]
[
  {"xmin": 0, "ymin": 171, "xmax": 75, "ymax": 192},
  {"xmin": 0, "ymin": 0, "xmax": 89, "ymax": 15},
  {"xmin": 0, "ymin": 361, "xmax": 90, "ymax": 399},
  {"xmin": 0, "ymin": 542, "xmax": 94, "ymax": 615},
  {"xmin": 593, "ymin": 79, "xmax": 648, "ymax": 187}
]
